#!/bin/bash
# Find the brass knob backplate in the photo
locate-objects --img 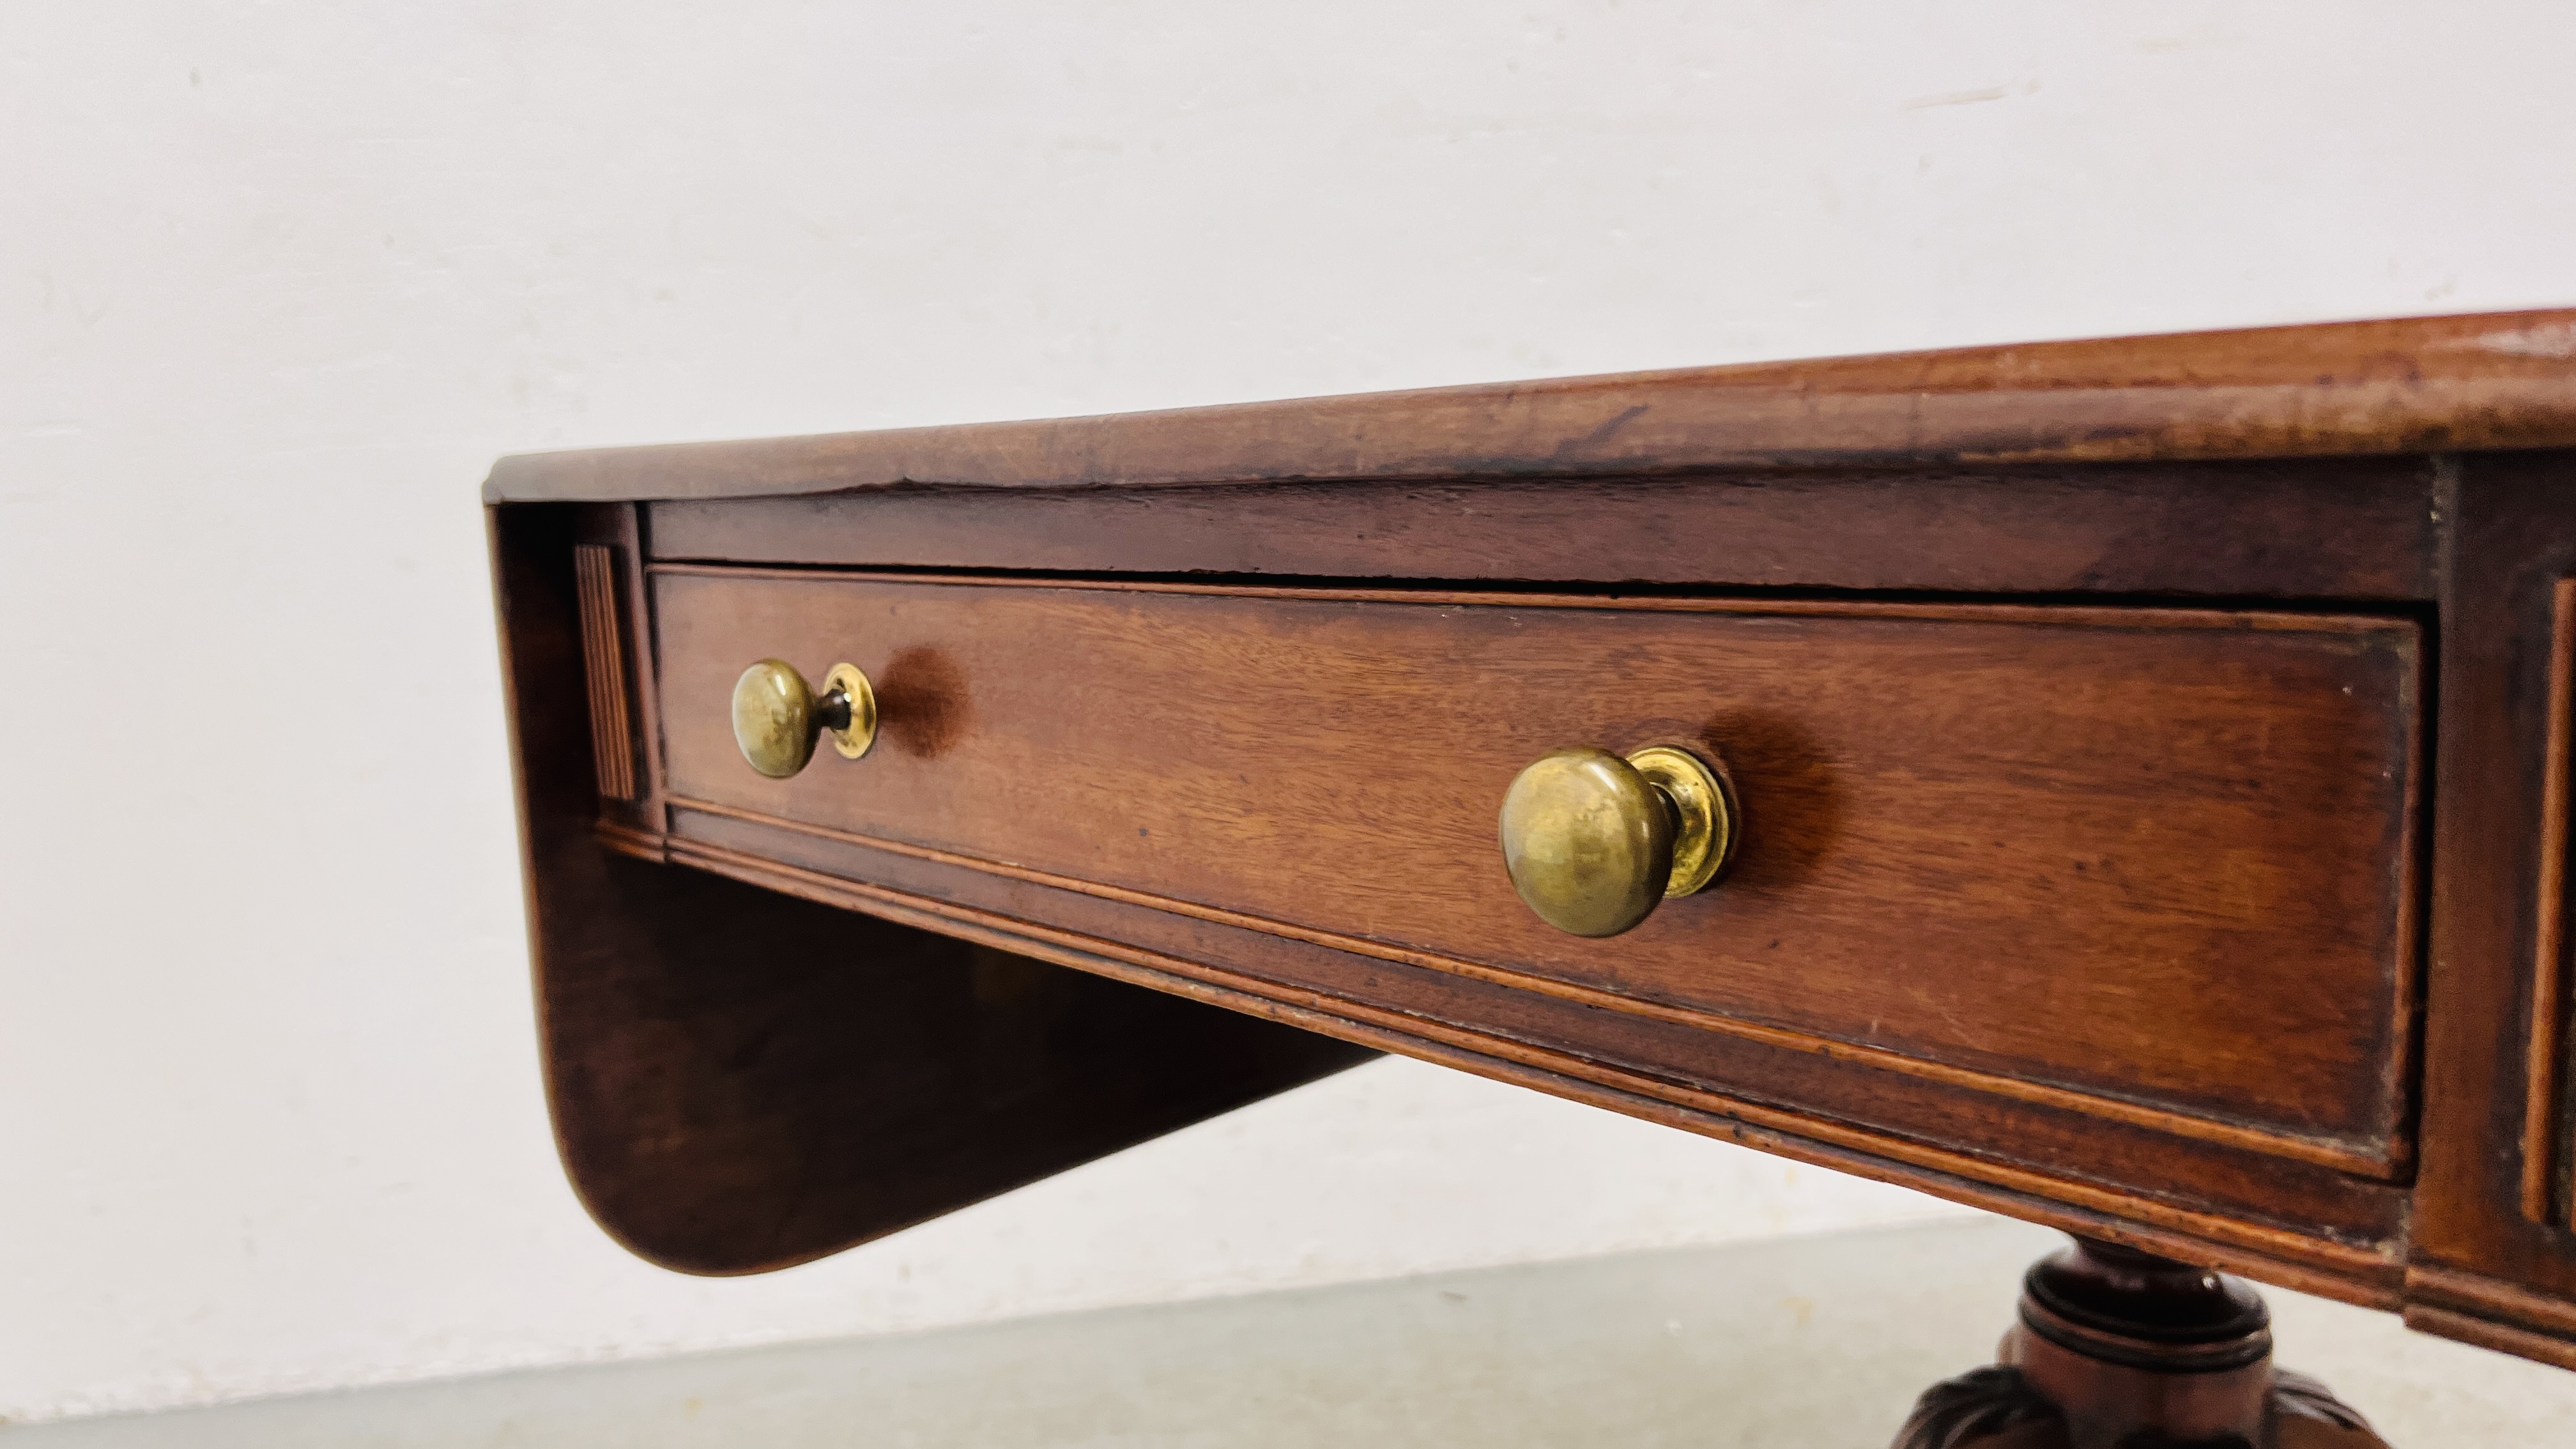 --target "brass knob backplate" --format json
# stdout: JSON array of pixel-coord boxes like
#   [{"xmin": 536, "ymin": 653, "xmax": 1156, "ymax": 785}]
[
  {"xmin": 732, "ymin": 659, "xmax": 878, "ymax": 778},
  {"xmin": 1498, "ymin": 744, "xmax": 1733, "ymax": 938}
]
